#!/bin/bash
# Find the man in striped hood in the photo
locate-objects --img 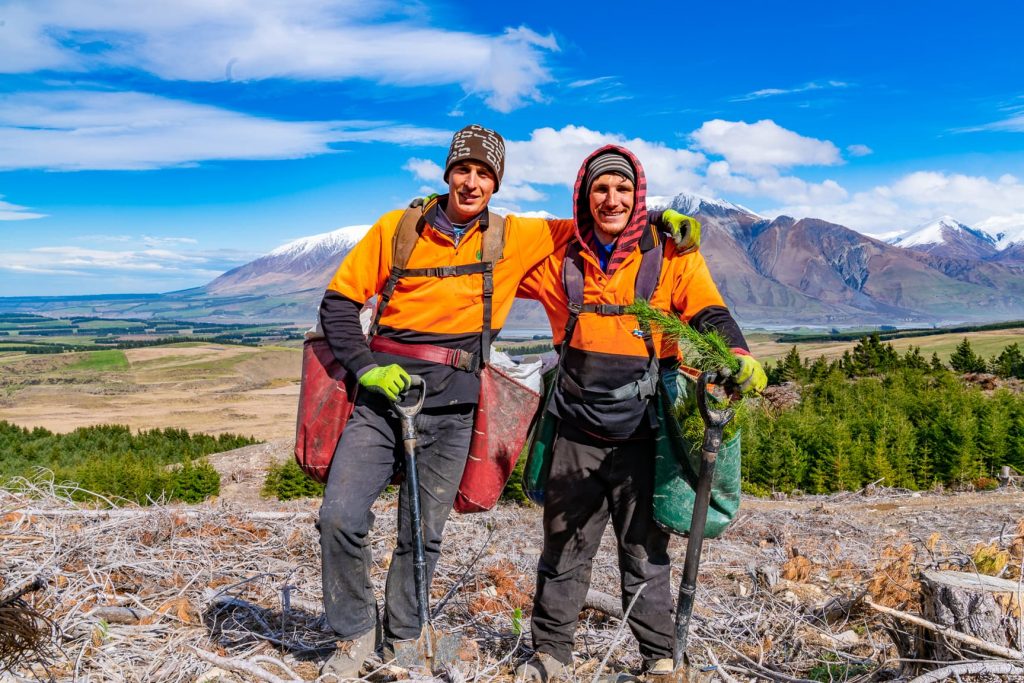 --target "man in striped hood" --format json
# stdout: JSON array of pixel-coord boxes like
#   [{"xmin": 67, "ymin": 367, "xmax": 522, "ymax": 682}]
[{"xmin": 515, "ymin": 146, "xmax": 766, "ymax": 680}]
